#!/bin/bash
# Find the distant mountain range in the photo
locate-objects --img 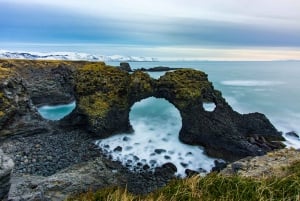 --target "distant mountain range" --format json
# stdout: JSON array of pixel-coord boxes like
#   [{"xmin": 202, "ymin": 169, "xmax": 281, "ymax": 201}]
[{"xmin": 0, "ymin": 50, "xmax": 158, "ymax": 62}]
